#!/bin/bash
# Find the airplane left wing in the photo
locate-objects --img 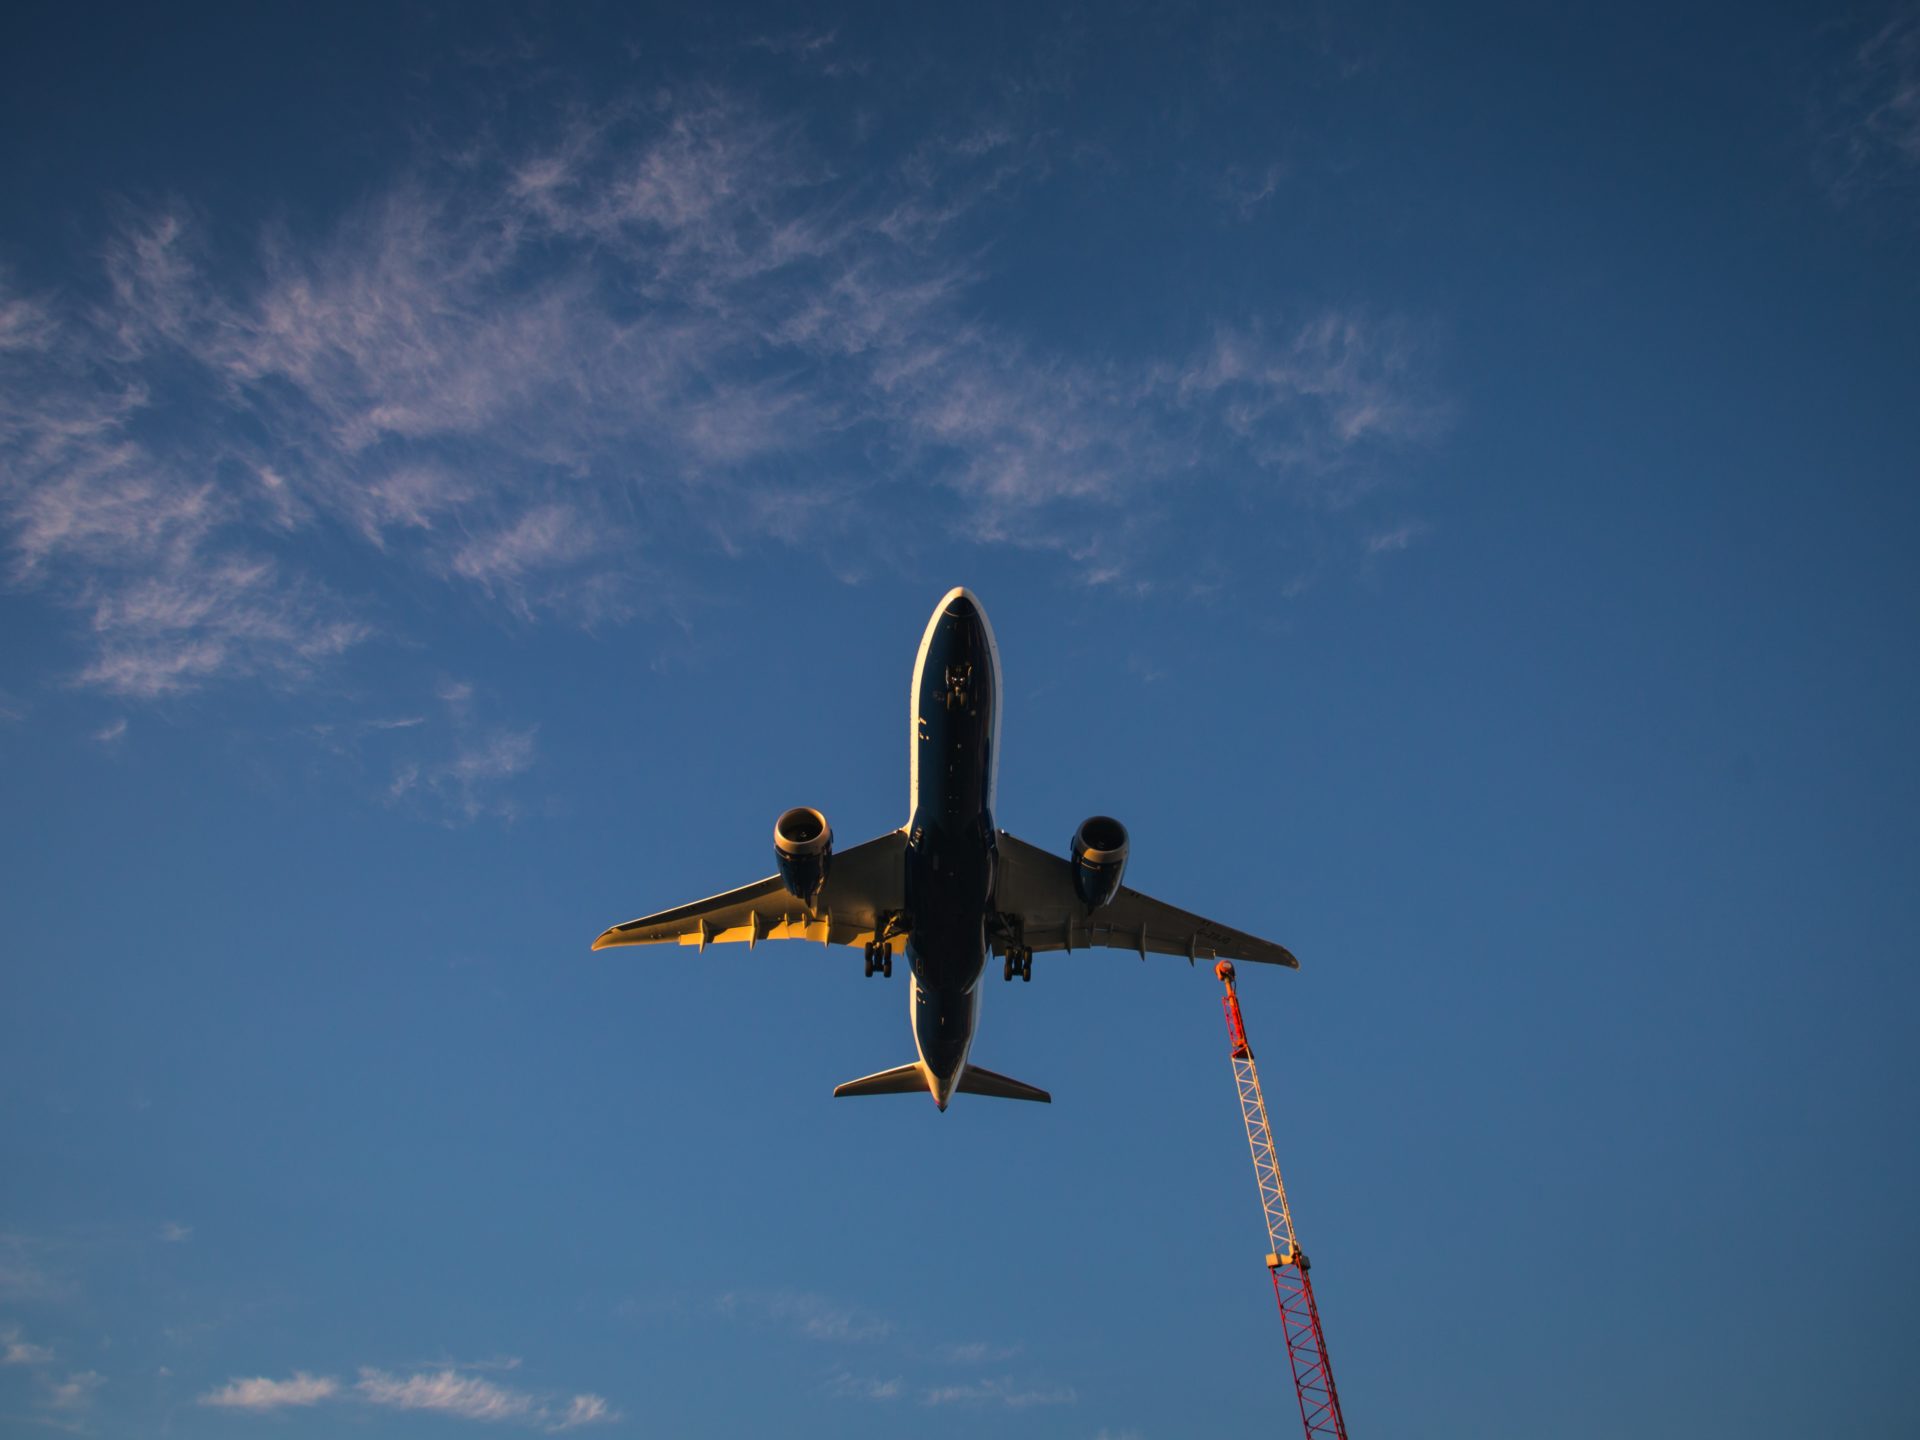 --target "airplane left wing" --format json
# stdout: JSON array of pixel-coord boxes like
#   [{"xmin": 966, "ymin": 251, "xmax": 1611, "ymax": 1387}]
[
  {"xmin": 592, "ymin": 829, "xmax": 908, "ymax": 952},
  {"xmin": 993, "ymin": 830, "xmax": 1299, "ymax": 968}
]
